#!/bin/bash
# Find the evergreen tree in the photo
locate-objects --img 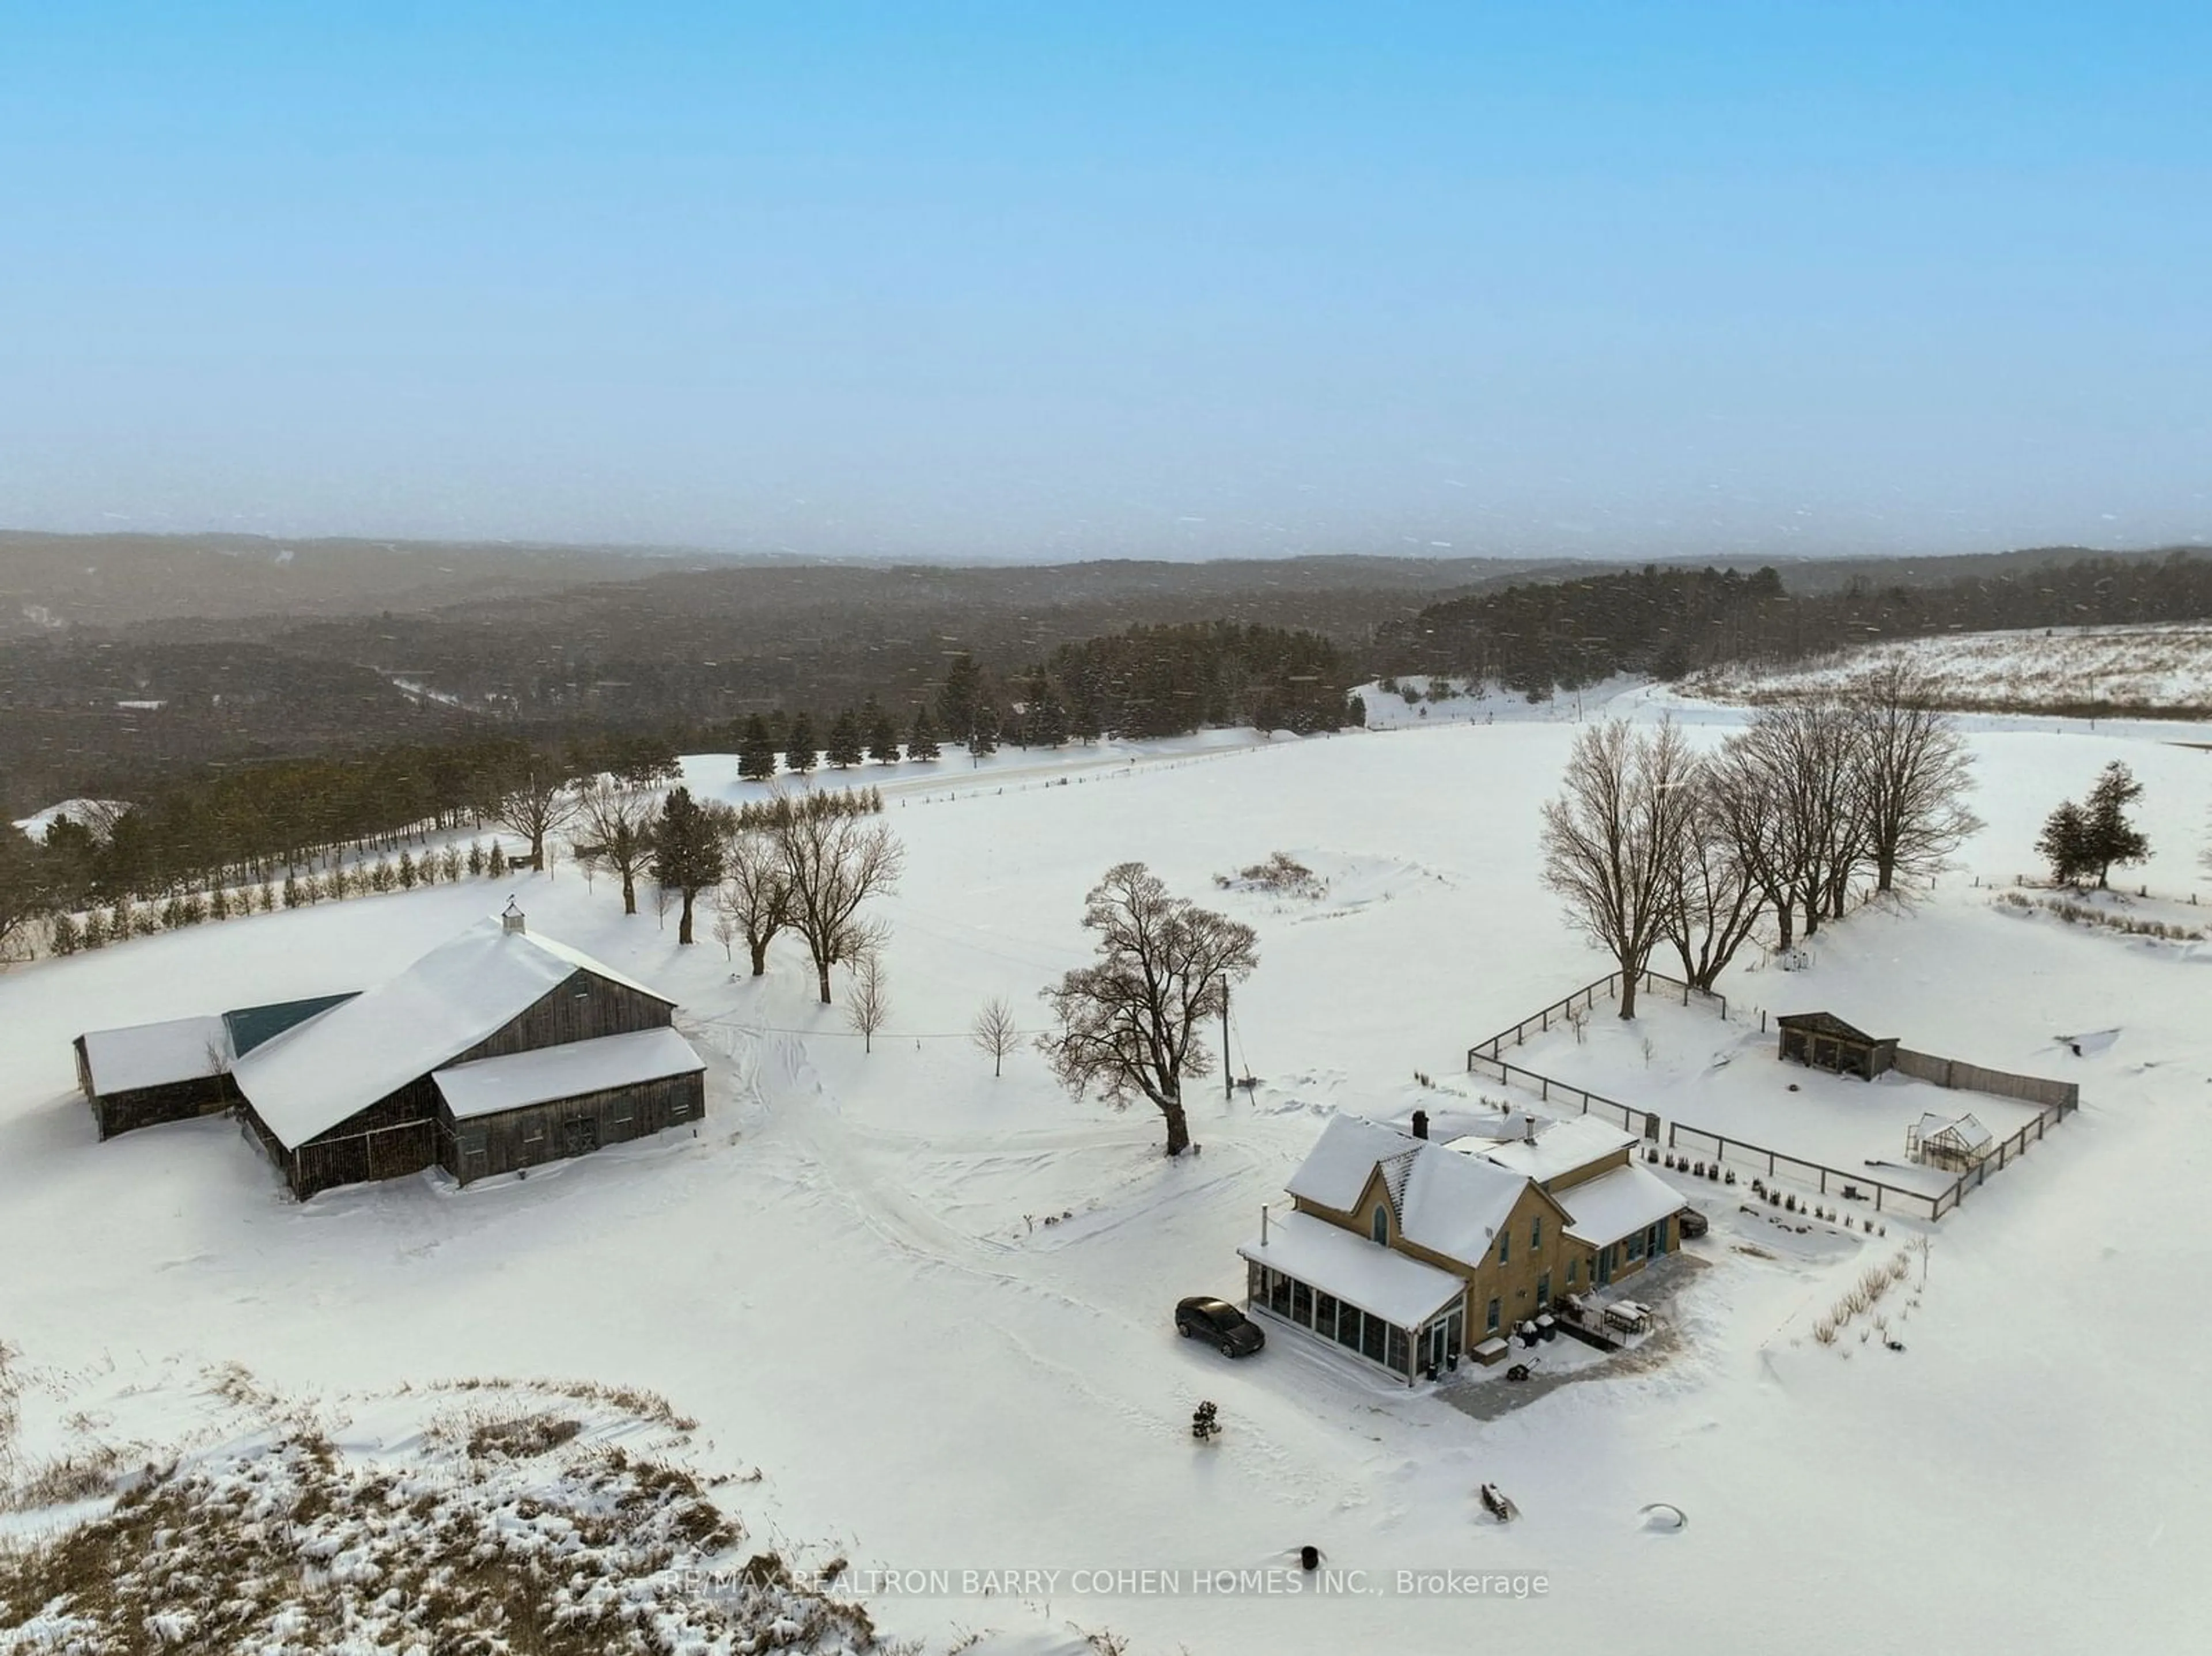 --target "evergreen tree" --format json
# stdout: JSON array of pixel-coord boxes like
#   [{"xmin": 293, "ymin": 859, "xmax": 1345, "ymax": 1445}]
[
  {"xmin": 2037, "ymin": 801, "xmax": 2094, "ymax": 886},
  {"xmin": 739, "ymin": 714, "xmax": 780, "ymax": 782},
  {"xmin": 865, "ymin": 700, "xmax": 903, "ymax": 765},
  {"xmin": 907, "ymin": 705, "xmax": 942, "ymax": 761},
  {"xmin": 2083, "ymin": 763, "xmax": 2151, "ymax": 887},
  {"xmin": 48, "ymin": 911, "xmax": 81, "ymax": 955},
  {"xmin": 397, "ymin": 850, "xmax": 418, "ymax": 889},
  {"xmin": 209, "ymin": 885, "xmax": 232, "ymax": 922},
  {"xmin": 785, "ymin": 712, "xmax": 820, "ymax": 776},
  {"xmin": 467, "ymin": 840, "xmax": 486, "ymax": 877},
  {"xmin": 938, "ymin": 654, "xmax": 983, "ymax": 746},
  {"xmin": 1025, "ymin": 672, "xmax": 1069, "ymax": 748},
  {"xmin": 968, "ymin": 704, "xmax": 1001, "ymax": 759},
  {"xmin": 651, "ymin": 786, "xmax": 727, "ymax": 945},
  {"xmin": 825, "ymin": 708, "xmax": 865, "ymax": 769},
  {"xmin": 487, "ymin": 844, "xmax": 507, "ymax": 878}
]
